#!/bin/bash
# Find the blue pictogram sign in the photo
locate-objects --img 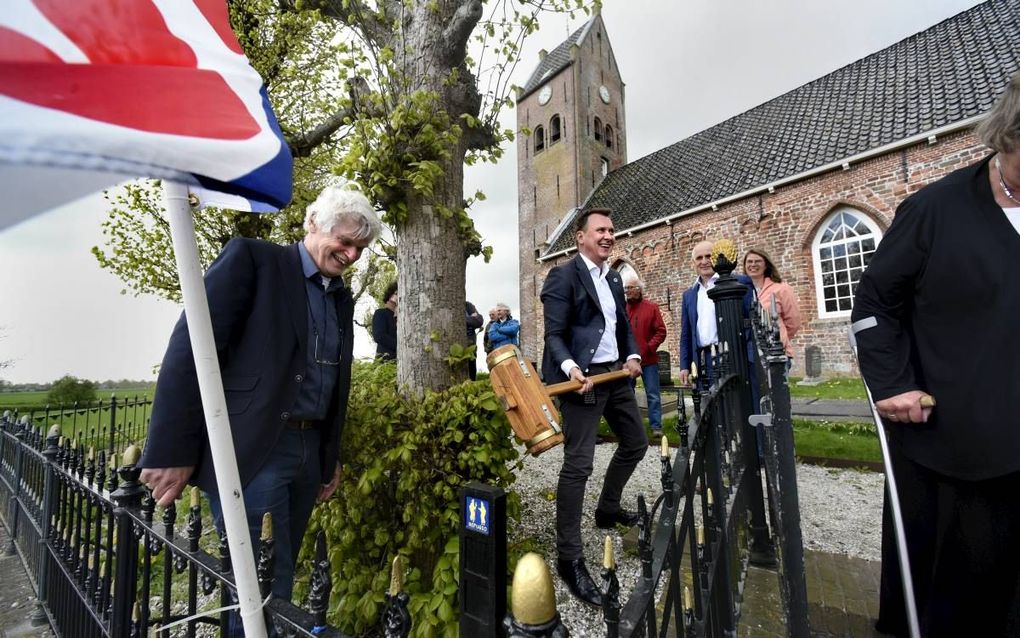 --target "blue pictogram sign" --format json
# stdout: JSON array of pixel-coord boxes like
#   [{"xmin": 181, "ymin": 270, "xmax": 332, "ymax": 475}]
[{"xmin": 465, "ymin": 495, "xmax": 490, "ymax": 535}]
